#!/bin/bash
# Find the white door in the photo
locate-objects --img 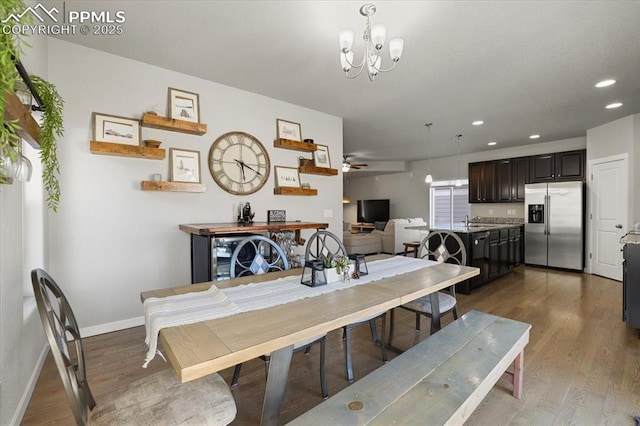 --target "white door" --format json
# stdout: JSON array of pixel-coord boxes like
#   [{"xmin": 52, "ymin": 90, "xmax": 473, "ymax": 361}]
[{"xmin": 590, "ymin": 155, "xmax": 628, "ymax": 281}]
